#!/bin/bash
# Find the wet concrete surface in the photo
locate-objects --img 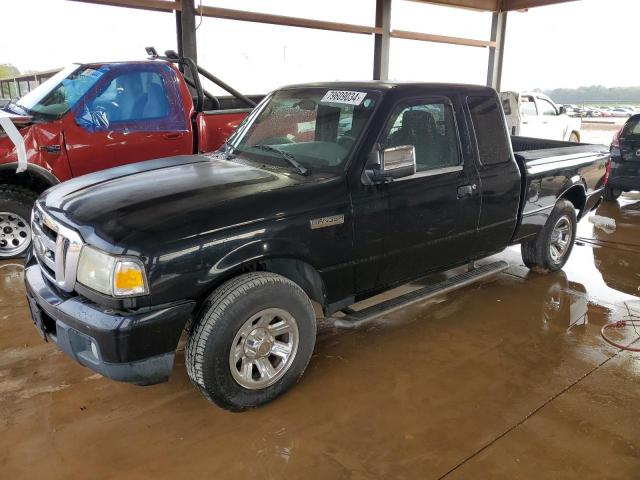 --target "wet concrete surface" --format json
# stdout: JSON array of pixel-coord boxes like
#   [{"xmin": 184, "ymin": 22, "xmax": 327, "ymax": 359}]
[{"xmin": 2, "ymin": 197, "xmax": 640, "ymax": 479}]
